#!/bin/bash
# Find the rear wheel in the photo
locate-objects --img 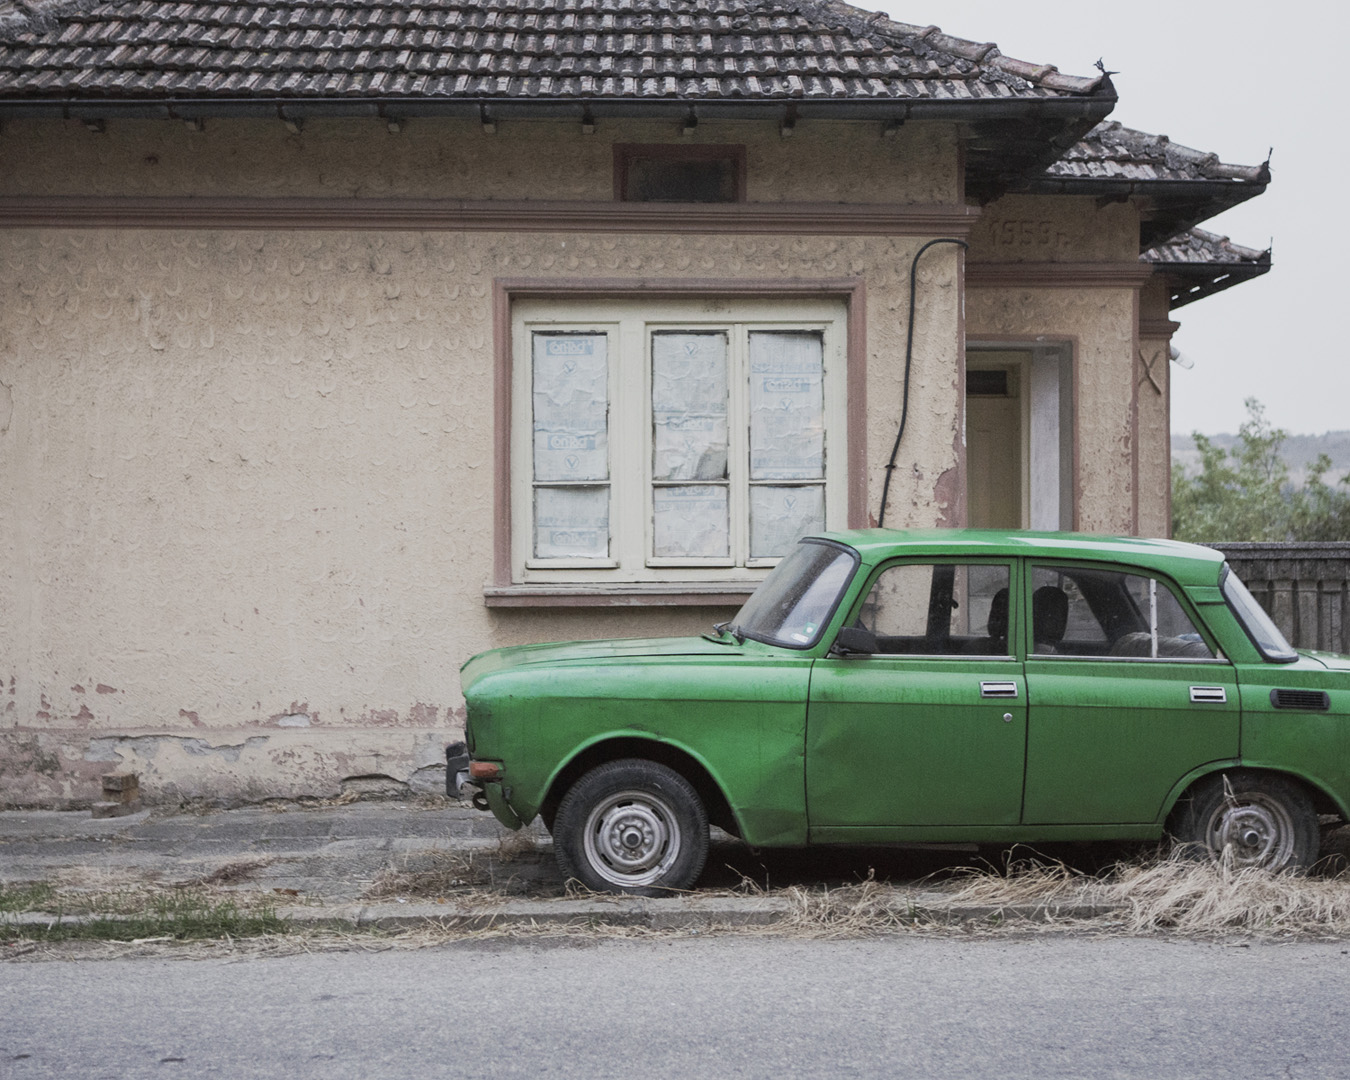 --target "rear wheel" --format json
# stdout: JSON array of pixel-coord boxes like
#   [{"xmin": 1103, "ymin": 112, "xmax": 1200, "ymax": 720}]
[
  {"xmin": 1170, "ymin": 772, "xmax": 1319, "ymax": 871},
  {"xmin": 553, "ymin": 759, "xmax": 709, "ymax": 896}
]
